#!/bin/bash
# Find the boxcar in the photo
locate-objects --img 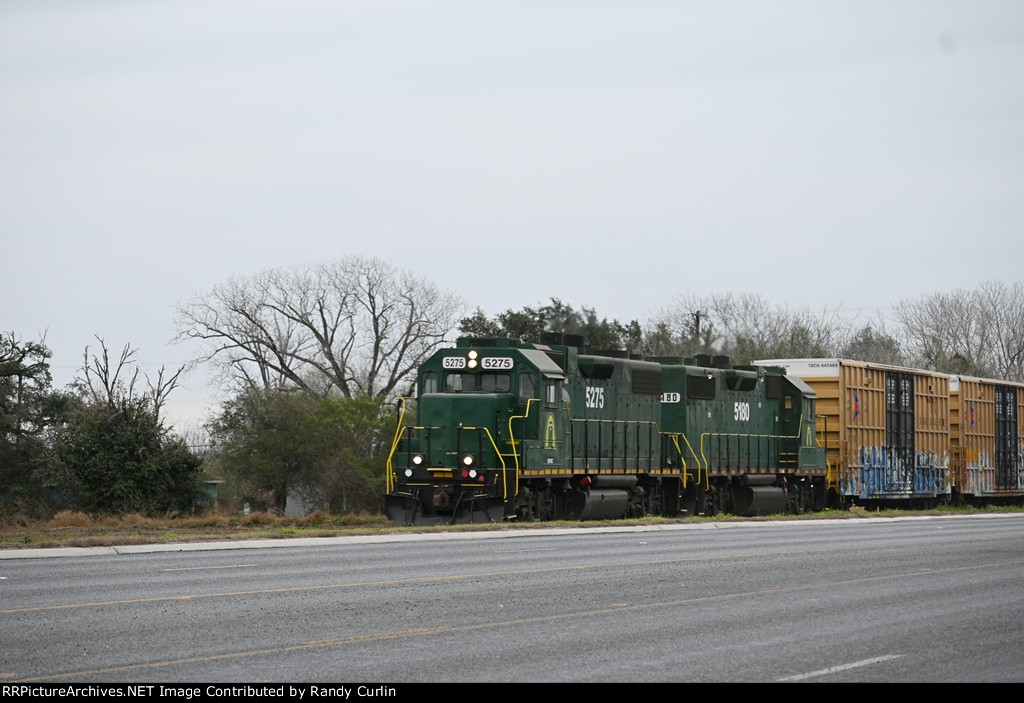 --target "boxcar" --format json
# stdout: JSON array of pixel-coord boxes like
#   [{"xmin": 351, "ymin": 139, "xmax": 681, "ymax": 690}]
[
  {"xmin": 754, "ymin": 358, "xmax": 951, "ymax": 508},
  {"xmin": 949, "ymin": 374, "xmax": 1024, "ymax": 505}
]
